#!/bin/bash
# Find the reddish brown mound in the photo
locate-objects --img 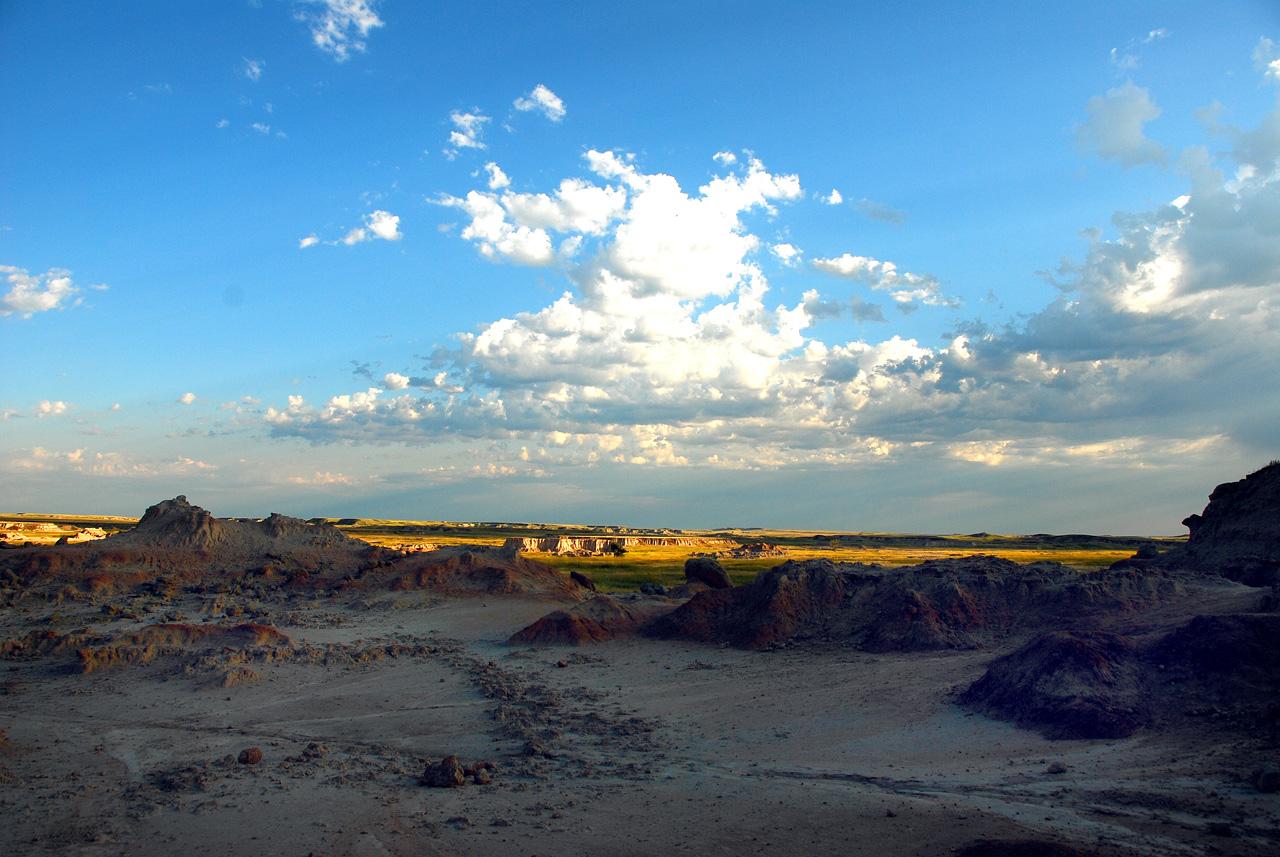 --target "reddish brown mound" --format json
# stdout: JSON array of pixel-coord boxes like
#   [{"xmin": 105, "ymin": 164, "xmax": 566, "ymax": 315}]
[
  {"xmin": 961, "ymin": 613, "xmax": 1280, "ymax": 739},
  {"xmin": 508, "ymin": 595, "xmax": 680, "ymax": 646},
  {"xmin": 642, "ymin": 556, "xmax": 1179, "ymax": 651},
  {"xmin": 379, "ymin": 544, "xmax": 580, "ymax": 600},
  {"xmin": 1154, "ymin": 462, "xmax": 1280, "ymax": 585},
  {"xmin": 76, "ymin": 622, "xmax": 292, "ymax": 673}
]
